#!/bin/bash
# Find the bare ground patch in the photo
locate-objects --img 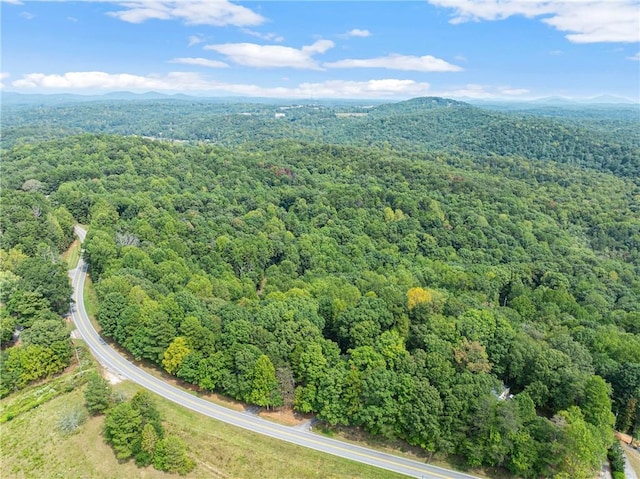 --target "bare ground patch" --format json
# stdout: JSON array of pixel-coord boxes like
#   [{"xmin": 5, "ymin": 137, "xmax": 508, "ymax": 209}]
[{"xmin": 259, "ymin": 408, "xmax": 309, "ymax": 426}]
